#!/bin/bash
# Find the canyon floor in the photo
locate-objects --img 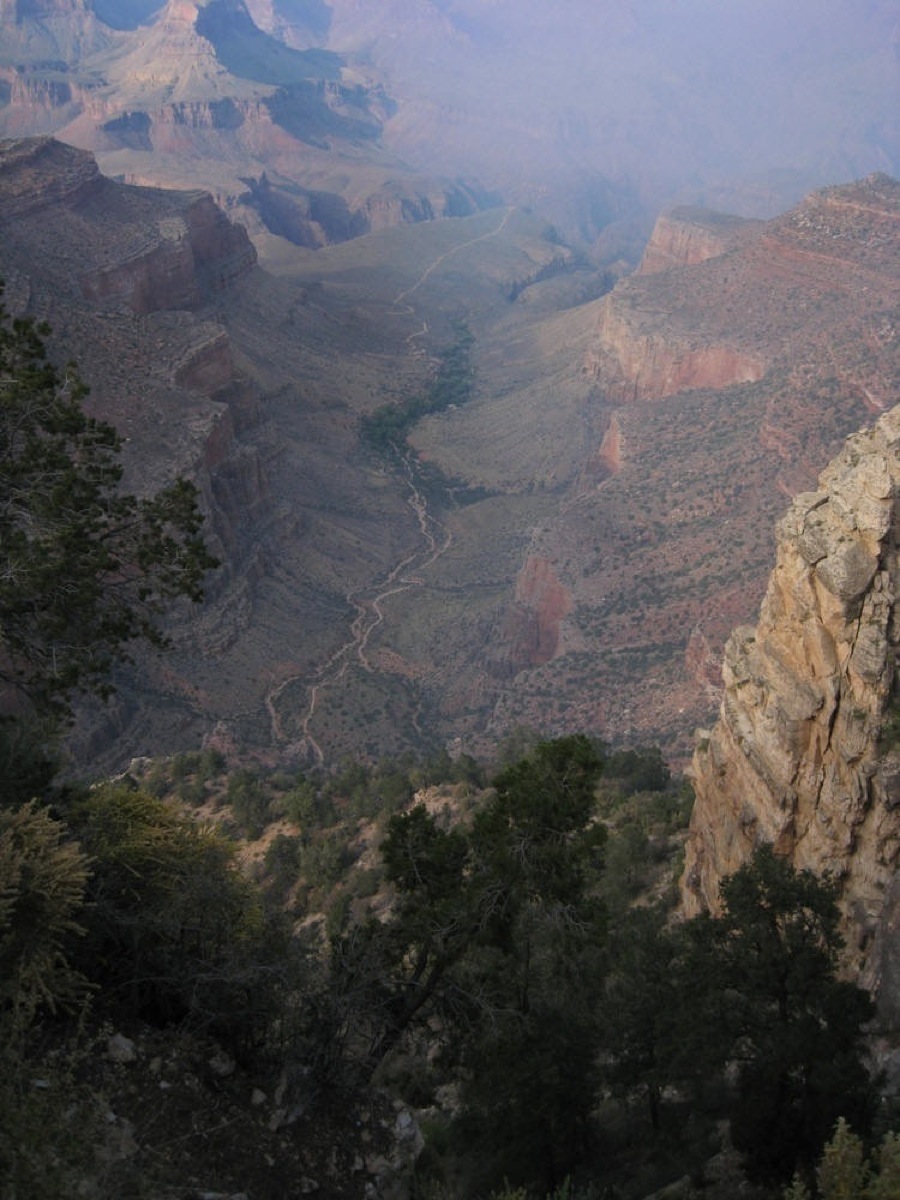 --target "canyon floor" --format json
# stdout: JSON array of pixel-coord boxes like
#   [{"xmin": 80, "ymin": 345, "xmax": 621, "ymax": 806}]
[{"xmin": 1, "ymin": 140, "xmax": 897, "ymax": 773}]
